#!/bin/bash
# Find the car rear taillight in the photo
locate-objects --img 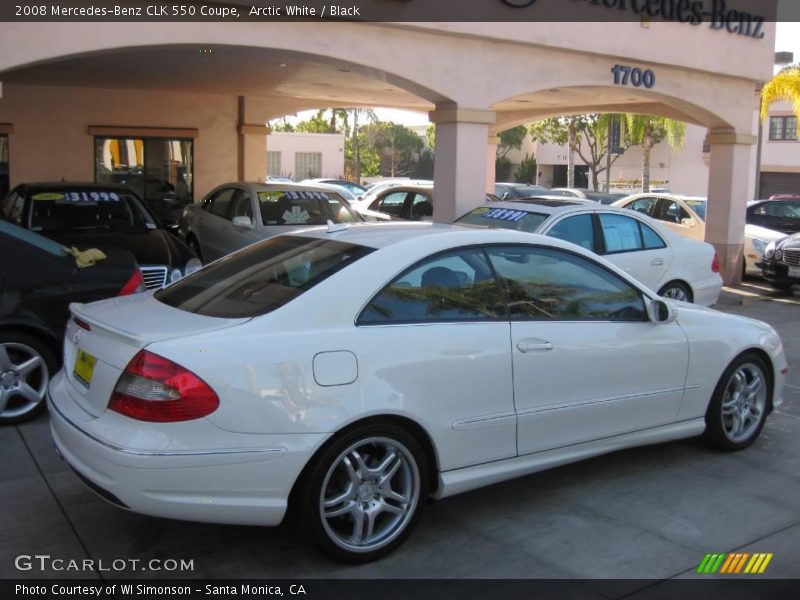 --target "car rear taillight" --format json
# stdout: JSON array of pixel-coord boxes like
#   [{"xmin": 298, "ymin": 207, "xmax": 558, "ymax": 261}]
[
  {"xmin": 118, "ymin": 269, "xmax": 146, "ymax": 296},
  {"xmin": 711, "ymin": 253, "xmax": 720, "ymax": 274},
  {"xmin": 109, "ymin": 350, "xmax": 219, "ymax": 422}
]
